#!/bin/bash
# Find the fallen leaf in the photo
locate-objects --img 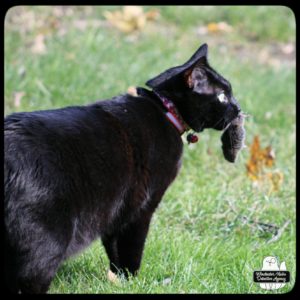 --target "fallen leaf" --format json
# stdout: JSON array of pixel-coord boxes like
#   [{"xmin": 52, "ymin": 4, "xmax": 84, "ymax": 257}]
[
  {"xmin": 123, "ymin": 5, "xmax": 144, "ymax": 18},
  {"xmin": 104, "ymin": 6, "xmax": 159, "ymax": 33},
  {"xmin": 207, "ymin": 22, "xmax": 219, "ymax": 33},
  {"xmin": 246, "ymin": 135, "xmax": 275, "ymax": 180},
  {"xmin": 266, "ymin": 170, "xmax": 284, "ymax": 192},
  {"xmin": 207, "ymin": 21, "xmax": 232, "ymax": 34},
  {"xmin": 263, "ymin": 146, "xmax": 275, "ymax": 167},
  {"xmin": 246, "ymin": 135, "xmax": 282, "ymax": 193}
]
